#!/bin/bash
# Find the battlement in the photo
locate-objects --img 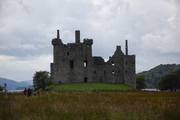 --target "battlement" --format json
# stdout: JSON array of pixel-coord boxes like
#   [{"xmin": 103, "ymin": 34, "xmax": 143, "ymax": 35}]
[
  {"xmin": 52, "ymin": 38, "xmax": 62, "ymax": 45},
  {"xmin": 83, "ymin": 39, "xmax": 93, "ymax": 45},
  {"xmin": 52, "ymin": 30, "xmax": 62, "ymax": 45}
]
